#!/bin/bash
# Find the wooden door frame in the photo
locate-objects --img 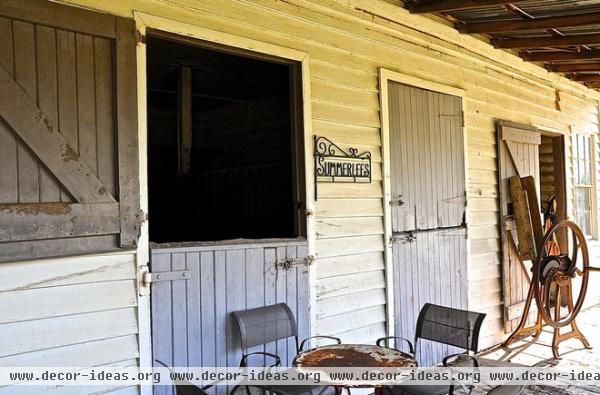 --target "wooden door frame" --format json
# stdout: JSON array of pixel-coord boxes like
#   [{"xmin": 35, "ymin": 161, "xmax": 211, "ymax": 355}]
[
  {"xmin": 378, "ymin": 68, "xmax": 468, "ymax": 338},
  {"xmin": 133, "ymin": 12, "xmax": 317, "ymax": 342}
]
